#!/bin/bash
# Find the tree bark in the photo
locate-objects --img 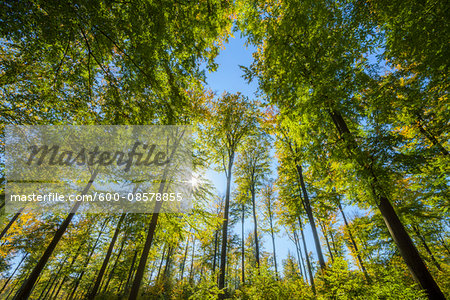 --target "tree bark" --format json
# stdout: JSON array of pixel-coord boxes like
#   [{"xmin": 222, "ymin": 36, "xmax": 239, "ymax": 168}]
[
  {"xmin": 13, "ymin": 169, "xmax": 98, "ymax": 300},
  {"xmin": 41, "ymin": 255, "xmax": 69, "ymax": 300},
  {"xmin": 267, "ymin": 202, "xmax": 278, "ymax": 279},
  {"xmin": 241, "ymin": 203, "xmax": 245, "ymax": 285},
  {"xmin": 124, "ymin": 249, "xmax": 138, "ymax": 296},
  {"xmin": 0, "ymin": 208, "xmax": 24, "ymax": 241},
  {"xmin": 292, "ymin": 229, "xmax": 304, "ymax": 280},
  {"xmin": 68, "ymin": 217, "xmax": 109, "ymax": 300},
  {"xmin": 329, "ymin": 109, "xmax": 445, "ymax": 299},
  {"xmin": 128, "ymin": 131, "xmax": 183, "ymax": 300},
  {"xmin": 156, "ymin": 245, "xmax": 167, "ymax": 282},
  {"xmin": 412, "ymin": 225, "xmax": 442, "ymax": 271},
  {"xmin": 189, "ymin": 237, "xmax": 196, "ymax": 282},
  {"xmin": 319, "ymin": 219, "xmax": 334, "ymax": 263},
  {"xmin": 338, "ymin": 202, "xmax": 370, "ymax": 283},
  {"xmin": 415, "ymin": 115, "xmax": 448, "ymax": 156},
  {"xmin": 218, "ymin": 152, "xmax": 234, "ymax": 297},
  {"xmin": 180, "ymin": 237, "xmax": 190, "ymax": 280},
  {"xmin": 298, "ymin": 219, "xmax": 316, "ymax": 295},
  {"xmin": 103, "ymin": 231, "xmax": 127, "ymax": 293},
  {"xmin": 51, "ymin": 242, "xmax": 84, "ymax": 299},
  {"xmin": 212, "ymin": 229, "xmax": 219, "ymax": 274},
  {"xmin": 250, "ymin": 185, "xmax": 260, "ymax": 270},
  {"xmin": 0, "ymin": 253, "xmax": 28, "ymax": 294},
  {"xmin": 88, "ymin": 213, "xmax": 126, "ymax": 299},
  {"xmin": 295, "ymin": 163, "xmax": 326, "ymax": 269}
]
